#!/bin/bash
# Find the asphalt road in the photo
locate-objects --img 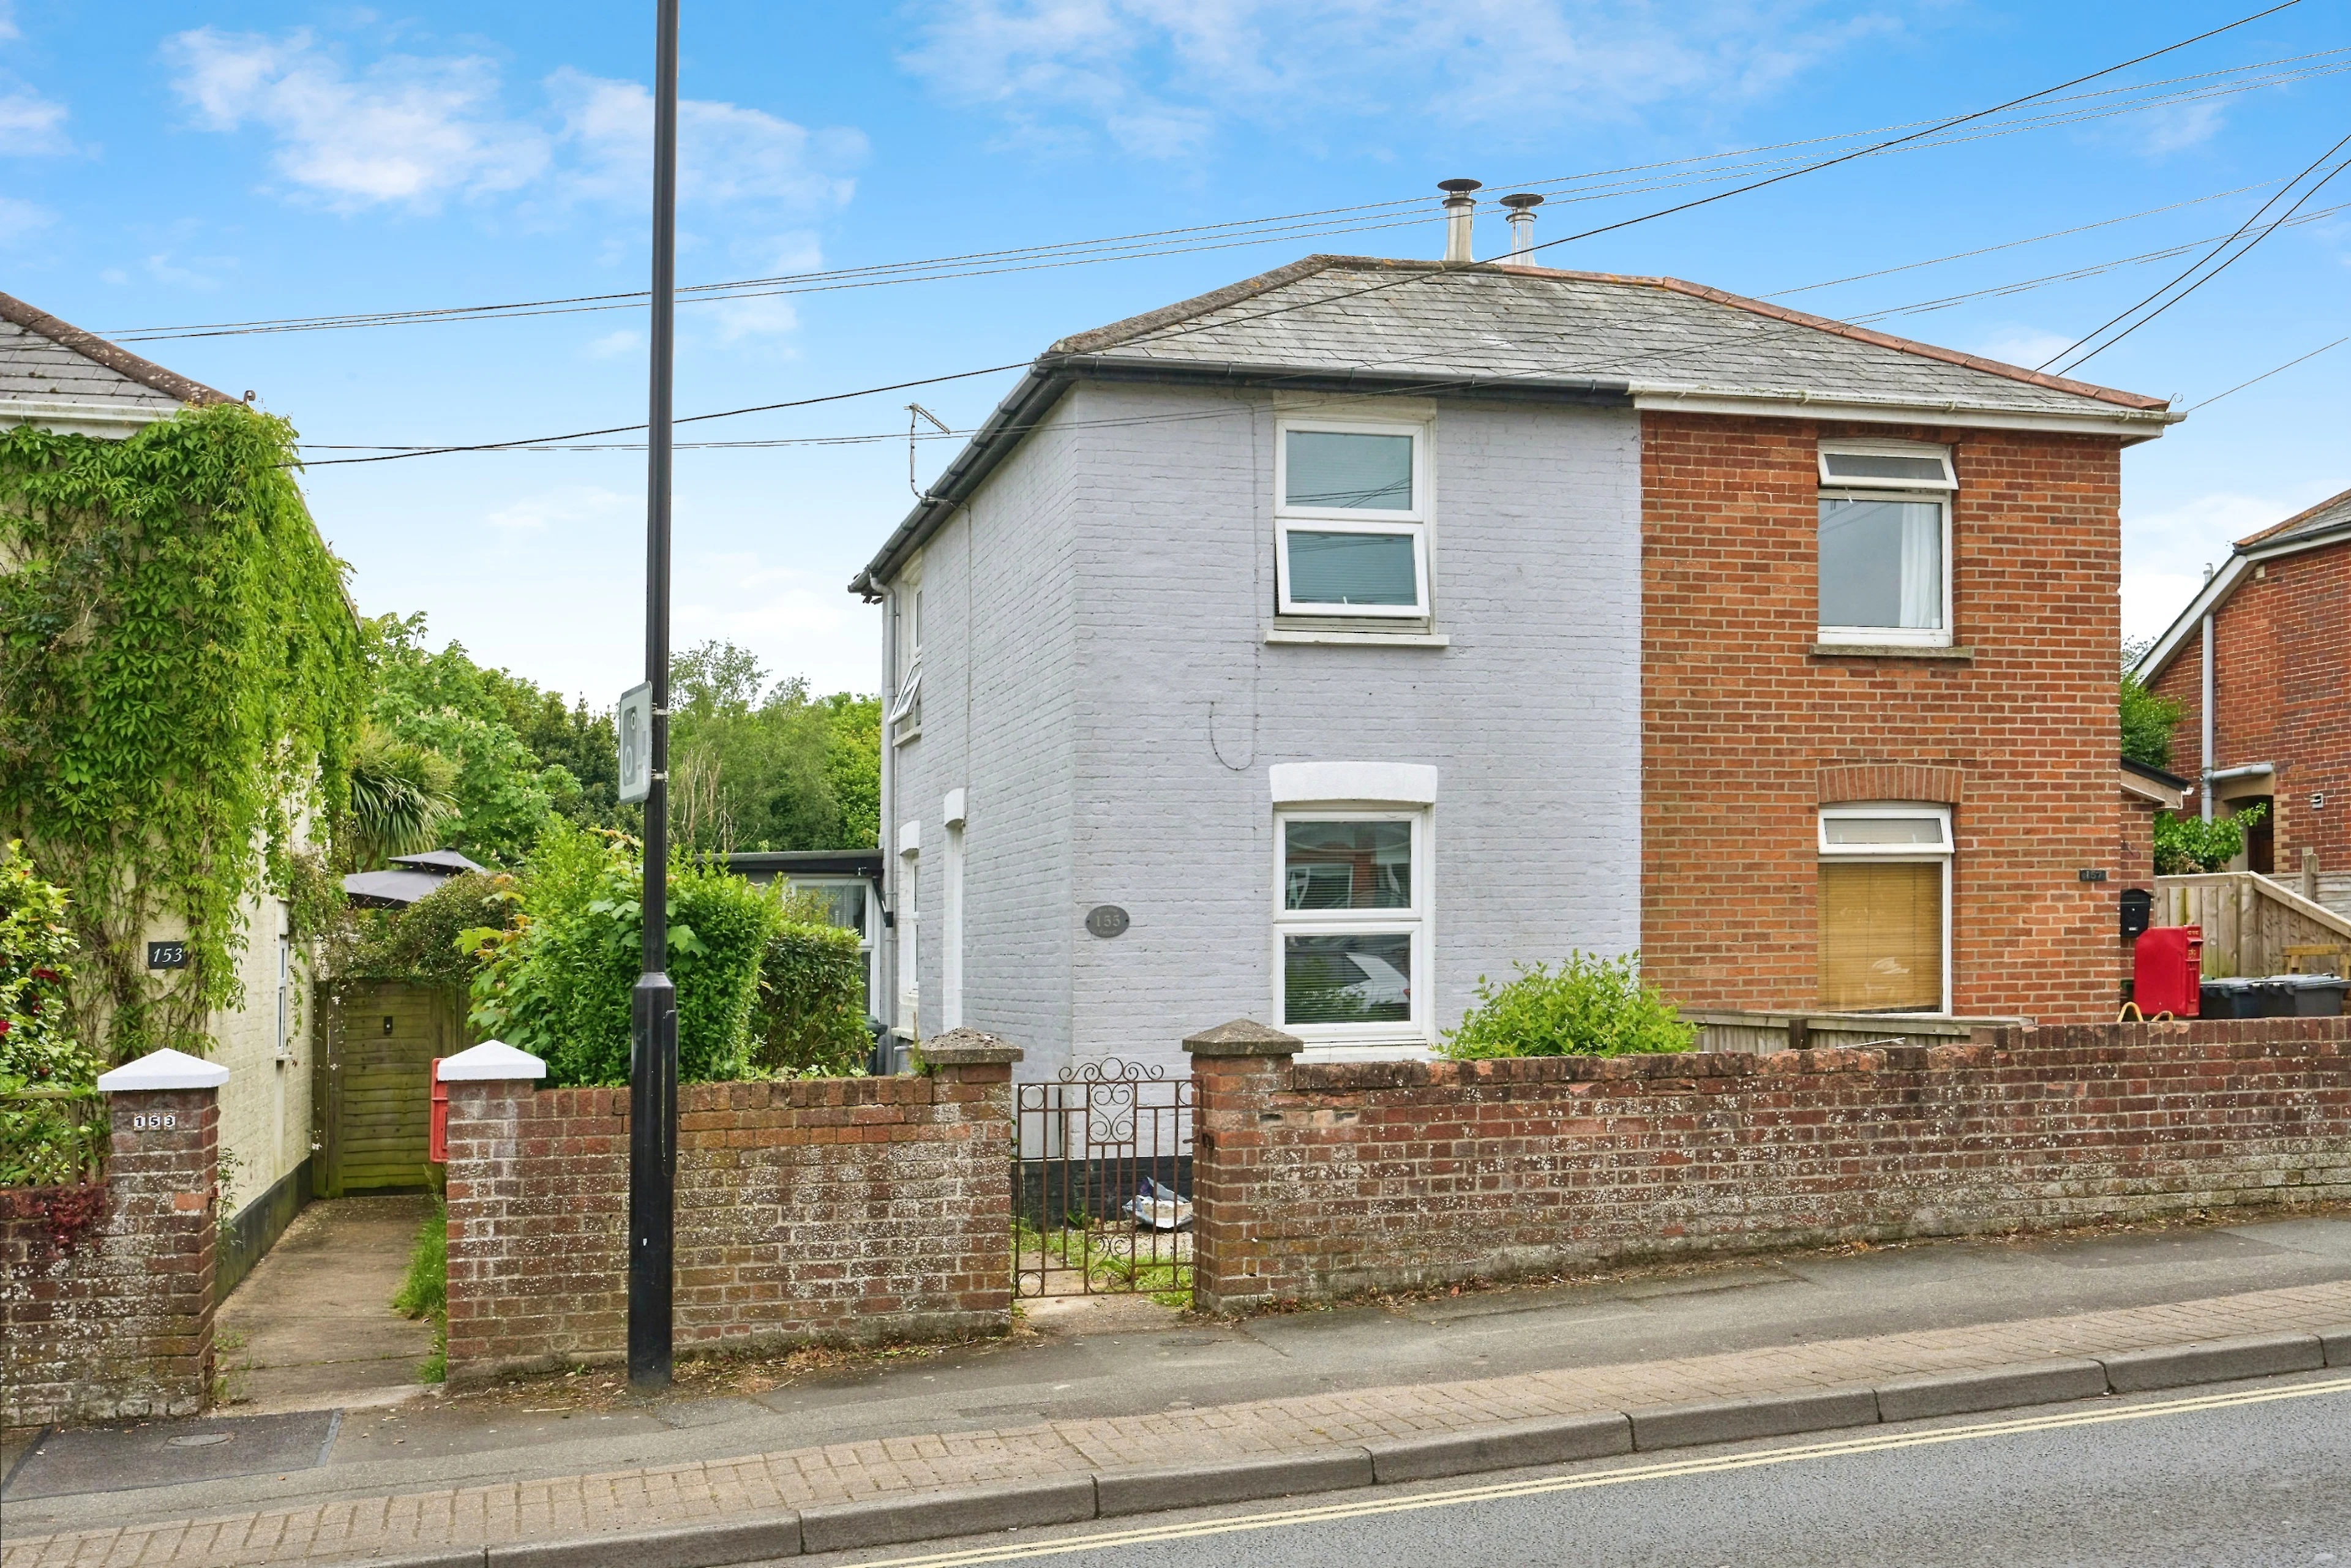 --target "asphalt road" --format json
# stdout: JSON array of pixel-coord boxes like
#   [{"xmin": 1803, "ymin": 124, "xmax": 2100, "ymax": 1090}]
[{"xmin": 813, "ymin": 1374, "xmax": 2351, "ymax": 1568}]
